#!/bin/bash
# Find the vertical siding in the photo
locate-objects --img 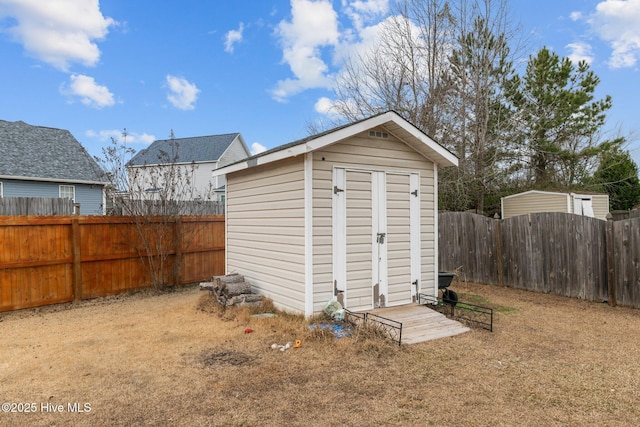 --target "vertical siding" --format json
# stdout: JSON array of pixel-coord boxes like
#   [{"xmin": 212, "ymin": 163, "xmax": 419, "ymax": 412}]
[
  {"xmin": 312, "ymin": 130, "xmax": 436, "ymax": 312},
  {"xmin": 226, "ymin": 156, "xmax": 306, "ymax": 313},
  {"xmin": 502, "ymin": 192, "xmax": 569, "ymax": 218}
]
